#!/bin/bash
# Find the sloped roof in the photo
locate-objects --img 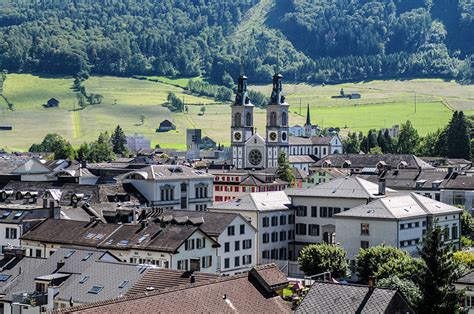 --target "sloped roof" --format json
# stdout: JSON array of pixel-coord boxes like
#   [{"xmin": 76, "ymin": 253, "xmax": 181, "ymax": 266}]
[
  {"xmin": 456, "ymin": 270, "xmax": 474, "ymax": 284},
  {"xmin": 336, "ymin": 192, "xmax": 462, "ymax": 220},
  {"xmin": 315, "ymin": 154, "xmax": 433, "ymax": 169},
  {"xmin": 287, "ymin": 177, "xmax": 393, "ymax": 199},
  {"xmin": 122, "ymin": 165, "xmax": 213, "ymax": 181},
  {"xmin": 210, "ymin": 191, "xmax": 292, "ymax": 212}
]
